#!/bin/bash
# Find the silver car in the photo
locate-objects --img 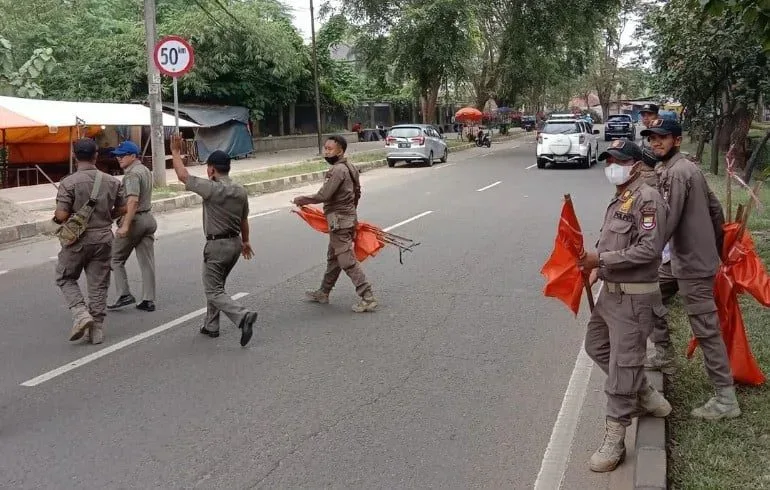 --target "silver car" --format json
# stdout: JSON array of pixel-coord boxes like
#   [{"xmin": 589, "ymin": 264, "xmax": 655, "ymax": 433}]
[{"xmin": 385, "ymin": 124, "xmax": 448, "ymax": 167}]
